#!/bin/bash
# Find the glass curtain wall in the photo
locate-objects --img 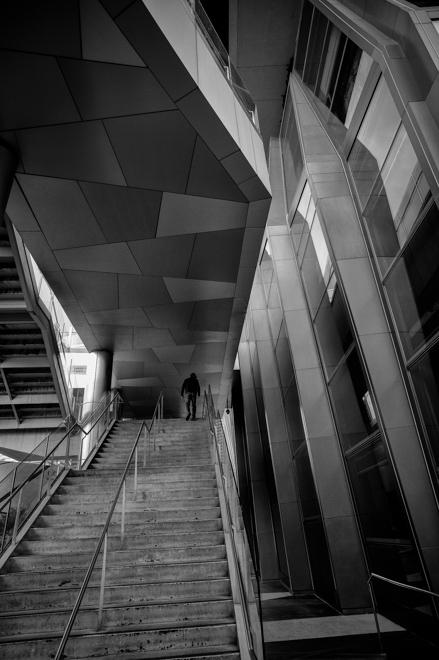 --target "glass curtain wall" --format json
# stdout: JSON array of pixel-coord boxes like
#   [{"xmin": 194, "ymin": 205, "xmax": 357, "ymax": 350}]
[
  {"xmin": 294, "ymin": 0, "xmax": 373, "ymax": 147},
  {"xmin": 288, "ymin": 181, "xmax": 433, "ymax": 631},
  {"xmin": 260, "ymin": 242, "xmax": 336, "ymax": 605}
]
